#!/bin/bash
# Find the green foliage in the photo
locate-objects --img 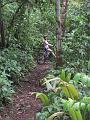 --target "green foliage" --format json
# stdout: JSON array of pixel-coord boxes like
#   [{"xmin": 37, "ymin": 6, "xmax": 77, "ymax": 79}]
[
  {"xmin": 60, "ymin": 69, "xmax": 72, "ymax": 82},
  {"xmin": 36, "ymin": 92, "xmax": 66, "ymax": 120},
  {"xmin": 63, "ymin": 96, "xmax": 90, "ymax": 120},
  {"xmin": 0, "ymin": 0, "xmax": 90, "ymax": 119},
  {"xmin": 36, "ymin": 68, "xmax": 90, "ymax": 120},
  {"xmin": 80, "ymin": 97, "xmax": 90, "ymax": 111},
  {"xmin": 0, "ymin": 47, "xmax": 35, "ymax": 83},
  {"xmin": 1, "ymin": 0, "xmax": 89, "ymax": 73},
  {"xmin": 62, "ymin": 0, "xmax": 90, "ymax": 72},
  {"xmin": 36, "ymin": 92, "xmax": 49, "ymax": 106},
  {"xmin": 61, "ymin": 82, "xmax": 79, "ymax": 100},
  {"xmin": 0, "ymin": 75, "xmax": 15, "ymax": 106},
  {"xmin": 73, "ymin": 73, "xmax": 90, "ymax": 87},
  {"xmin": 43, "ymin": 71, "xmax": 79, "ymax": 100}
]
